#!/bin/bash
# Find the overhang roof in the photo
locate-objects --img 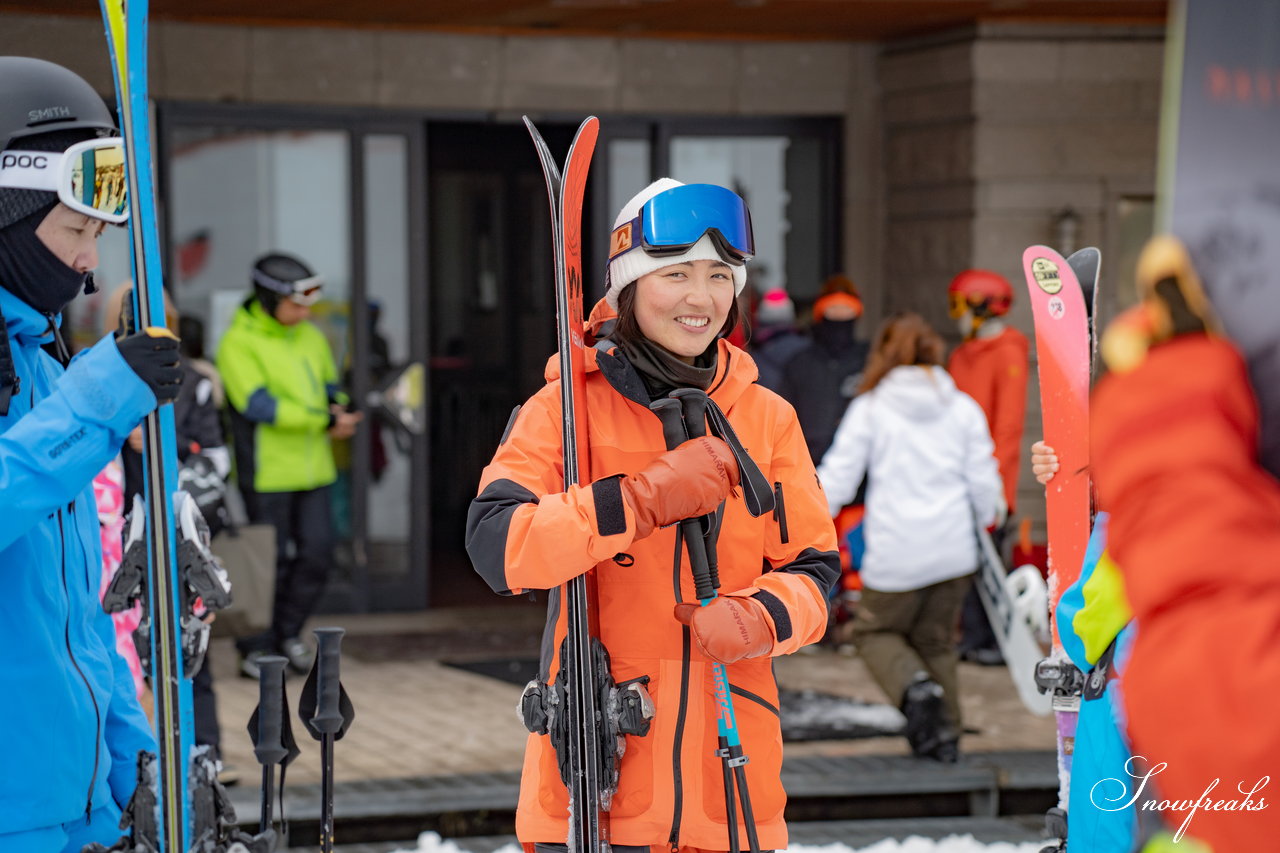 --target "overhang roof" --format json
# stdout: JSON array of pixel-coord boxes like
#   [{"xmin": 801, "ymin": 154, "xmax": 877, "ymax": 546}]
[{"xmin": 10, "ymin": 1, "xmax": 1167, "ymax": 41}]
